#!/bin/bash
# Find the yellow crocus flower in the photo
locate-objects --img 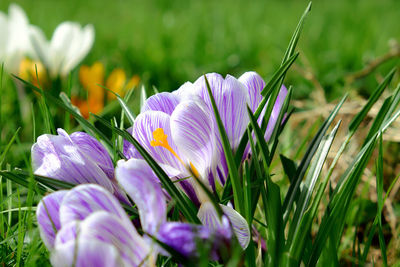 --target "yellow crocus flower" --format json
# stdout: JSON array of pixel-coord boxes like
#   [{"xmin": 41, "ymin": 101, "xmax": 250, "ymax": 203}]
[
  {"xmin": 18, "ymin": 58, "xmax": 47, "ymax": 87},
  {"xmin": 73, "ymin": 61, "xmax": 140, "ymax": 118}
]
